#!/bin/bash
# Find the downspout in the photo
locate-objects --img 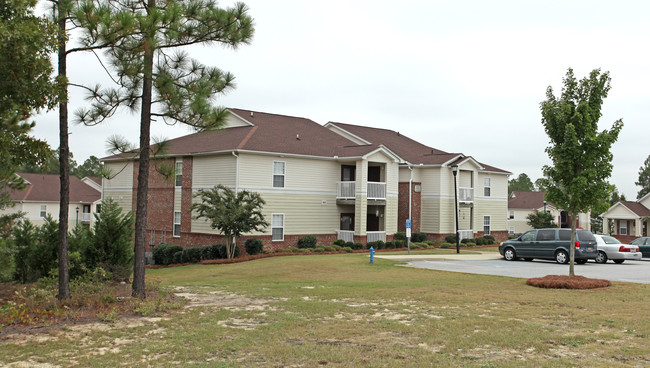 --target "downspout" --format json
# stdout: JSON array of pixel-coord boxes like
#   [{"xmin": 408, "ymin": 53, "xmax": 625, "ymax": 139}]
[
  {"xmin": 408, "ymin": 164, "xmax": 413, "ymax": 254},
  {"xmin": 232, "ymin": 151, "xmax": 239, "ymax": 193}
]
